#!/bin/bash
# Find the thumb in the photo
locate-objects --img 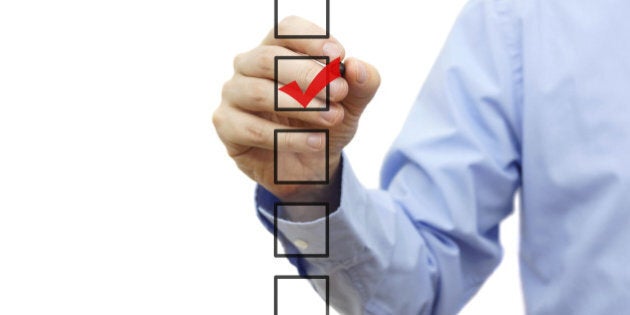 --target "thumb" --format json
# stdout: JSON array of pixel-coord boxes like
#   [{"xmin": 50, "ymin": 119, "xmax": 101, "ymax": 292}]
[{"xmin": 340, "ymin": 57, "xmax": 381, "ymax": 117}]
